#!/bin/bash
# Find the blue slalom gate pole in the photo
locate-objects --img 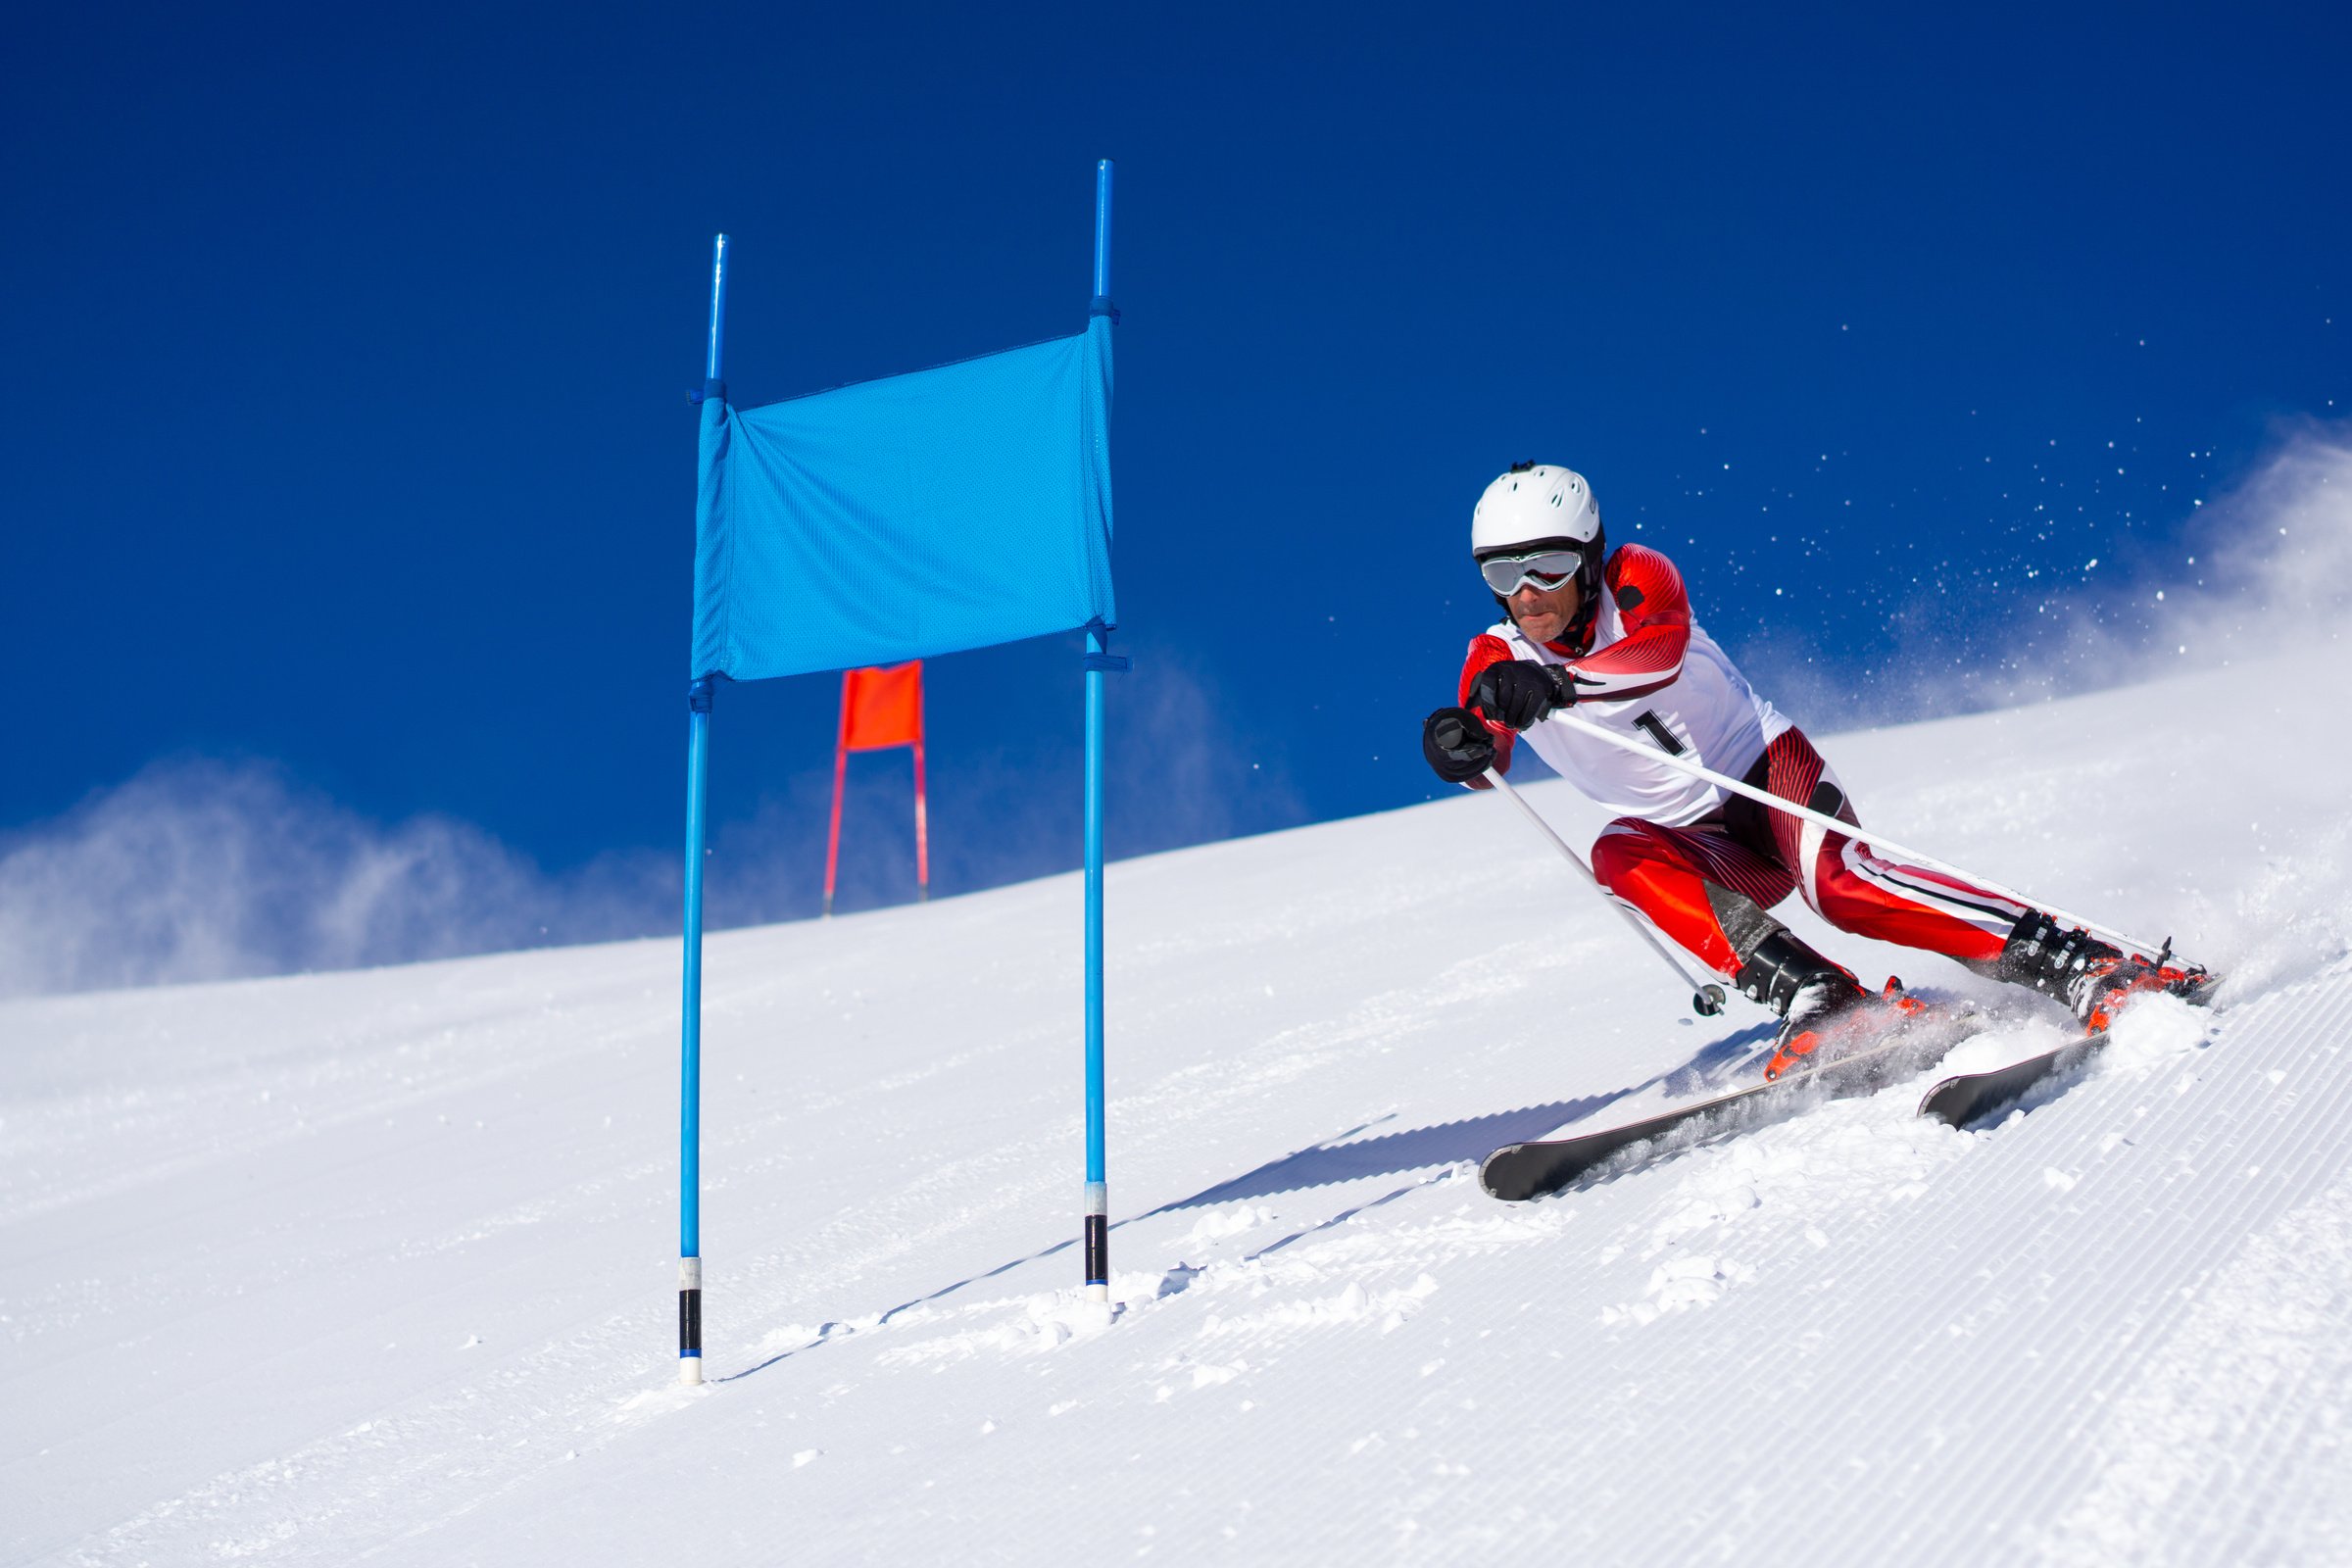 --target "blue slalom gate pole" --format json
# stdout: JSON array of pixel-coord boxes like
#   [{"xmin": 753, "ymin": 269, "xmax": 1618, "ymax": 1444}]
[
  {"xmin": 1081, "ymin": 160, "xmax": 1121, "ymax": 1302},
  {"xmin": 678, "ymin": 232, "xmax": 728, "ymax": 1384}
]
